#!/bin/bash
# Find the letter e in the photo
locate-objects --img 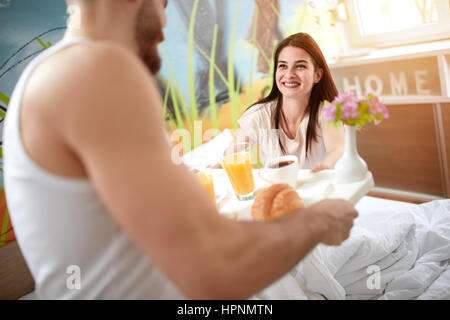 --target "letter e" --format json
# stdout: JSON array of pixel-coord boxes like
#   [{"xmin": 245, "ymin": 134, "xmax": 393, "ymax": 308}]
[{"xmin": 415, "ymin": 70, "xmax": 431, "ymax": 95}]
